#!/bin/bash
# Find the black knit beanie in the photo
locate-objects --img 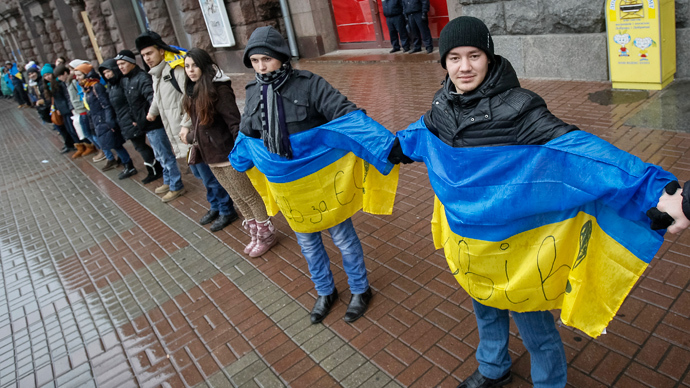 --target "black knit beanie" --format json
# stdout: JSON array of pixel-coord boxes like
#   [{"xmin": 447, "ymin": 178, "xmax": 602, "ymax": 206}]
[{"xmin": 439, "ymin": 16, "xmax": 495, "ymax": 69}]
